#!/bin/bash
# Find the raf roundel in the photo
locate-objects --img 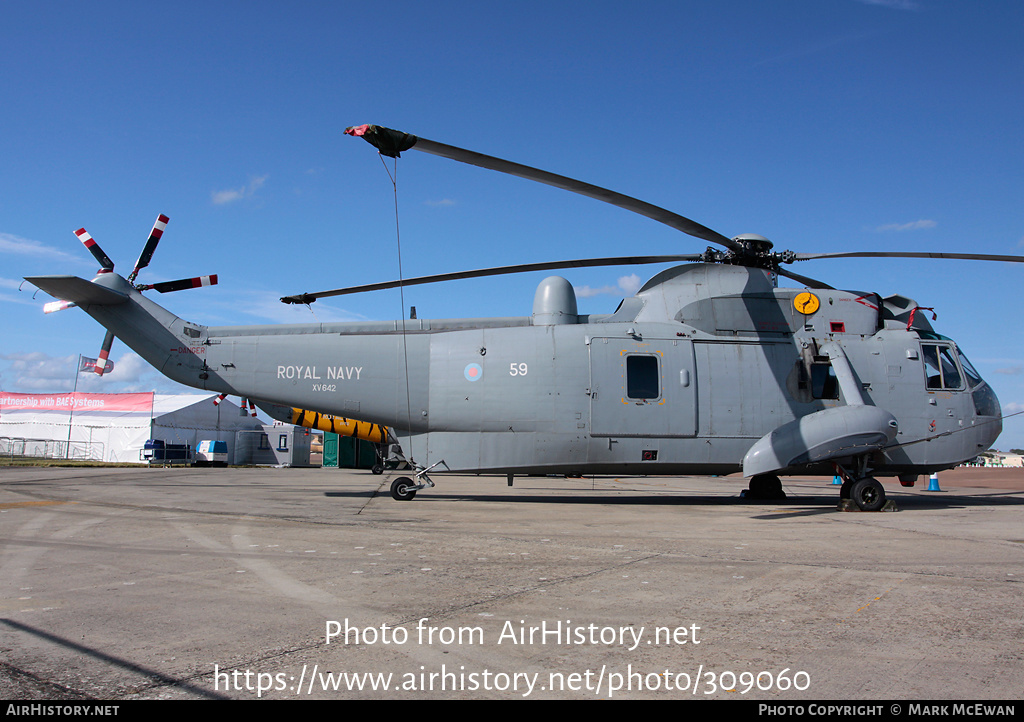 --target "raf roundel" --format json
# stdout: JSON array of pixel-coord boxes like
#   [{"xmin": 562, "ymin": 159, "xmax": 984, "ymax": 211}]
[{"xmin": 464, "ymin": 363, "xmax": 483, "ymax": 382}]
